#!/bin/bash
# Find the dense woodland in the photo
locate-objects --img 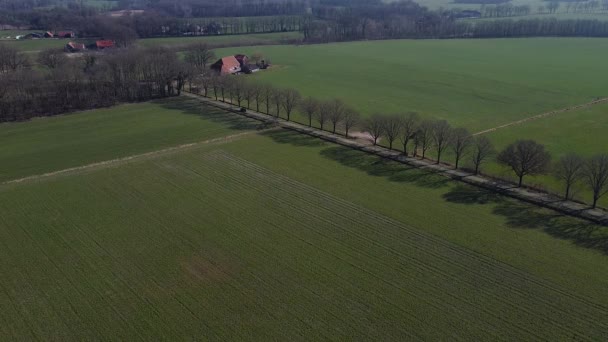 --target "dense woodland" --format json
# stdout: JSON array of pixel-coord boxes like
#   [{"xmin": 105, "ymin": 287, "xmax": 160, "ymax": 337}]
[{"xmin": 0, "ymin": 43, "xmax": 189, "ymax": 121}]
